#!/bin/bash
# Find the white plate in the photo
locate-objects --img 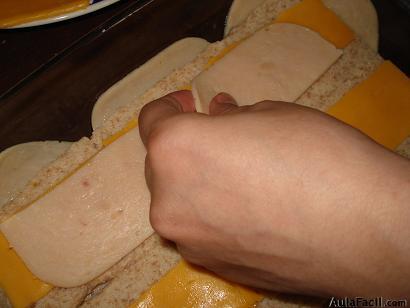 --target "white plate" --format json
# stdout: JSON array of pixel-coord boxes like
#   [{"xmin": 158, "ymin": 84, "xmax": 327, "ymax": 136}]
[{"xmin": 9, "ymin": 0, "xmax": 122, "ymax": 29}]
